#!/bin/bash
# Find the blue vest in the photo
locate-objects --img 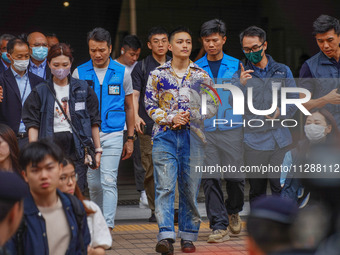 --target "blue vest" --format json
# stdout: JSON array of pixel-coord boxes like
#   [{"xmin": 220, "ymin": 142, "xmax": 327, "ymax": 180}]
[
  {"xmin": 196, "ymin": 53, "xmax": 241, "ymax": 131},
  {"xmin": 305, "ymin": 51, "xmax": 340, "ymax": 125},
  {"xmin": 77, "ymin": 58, "xmax": 125, "ymax": 133}
]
